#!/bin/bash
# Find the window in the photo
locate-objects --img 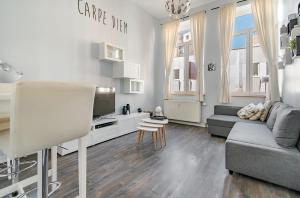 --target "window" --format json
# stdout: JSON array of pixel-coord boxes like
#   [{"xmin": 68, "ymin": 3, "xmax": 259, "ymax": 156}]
[
  {"xmin": 230, "ymin": 4, "xmax": 268, "ymax": 97},
  {"xmin": 170, "ymin": 20, "xmax": 197, "ymax": 95}
]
